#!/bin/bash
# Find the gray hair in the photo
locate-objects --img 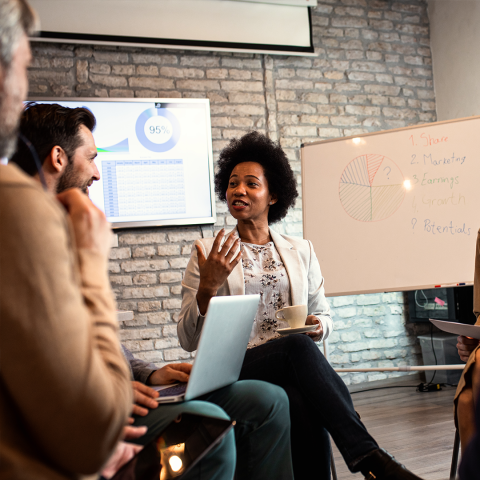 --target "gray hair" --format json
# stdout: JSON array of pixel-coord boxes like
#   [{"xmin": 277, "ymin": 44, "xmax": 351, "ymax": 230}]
[{"xmin": 0, "ymin": 0, "xmax": 37, "ymax": 70}]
